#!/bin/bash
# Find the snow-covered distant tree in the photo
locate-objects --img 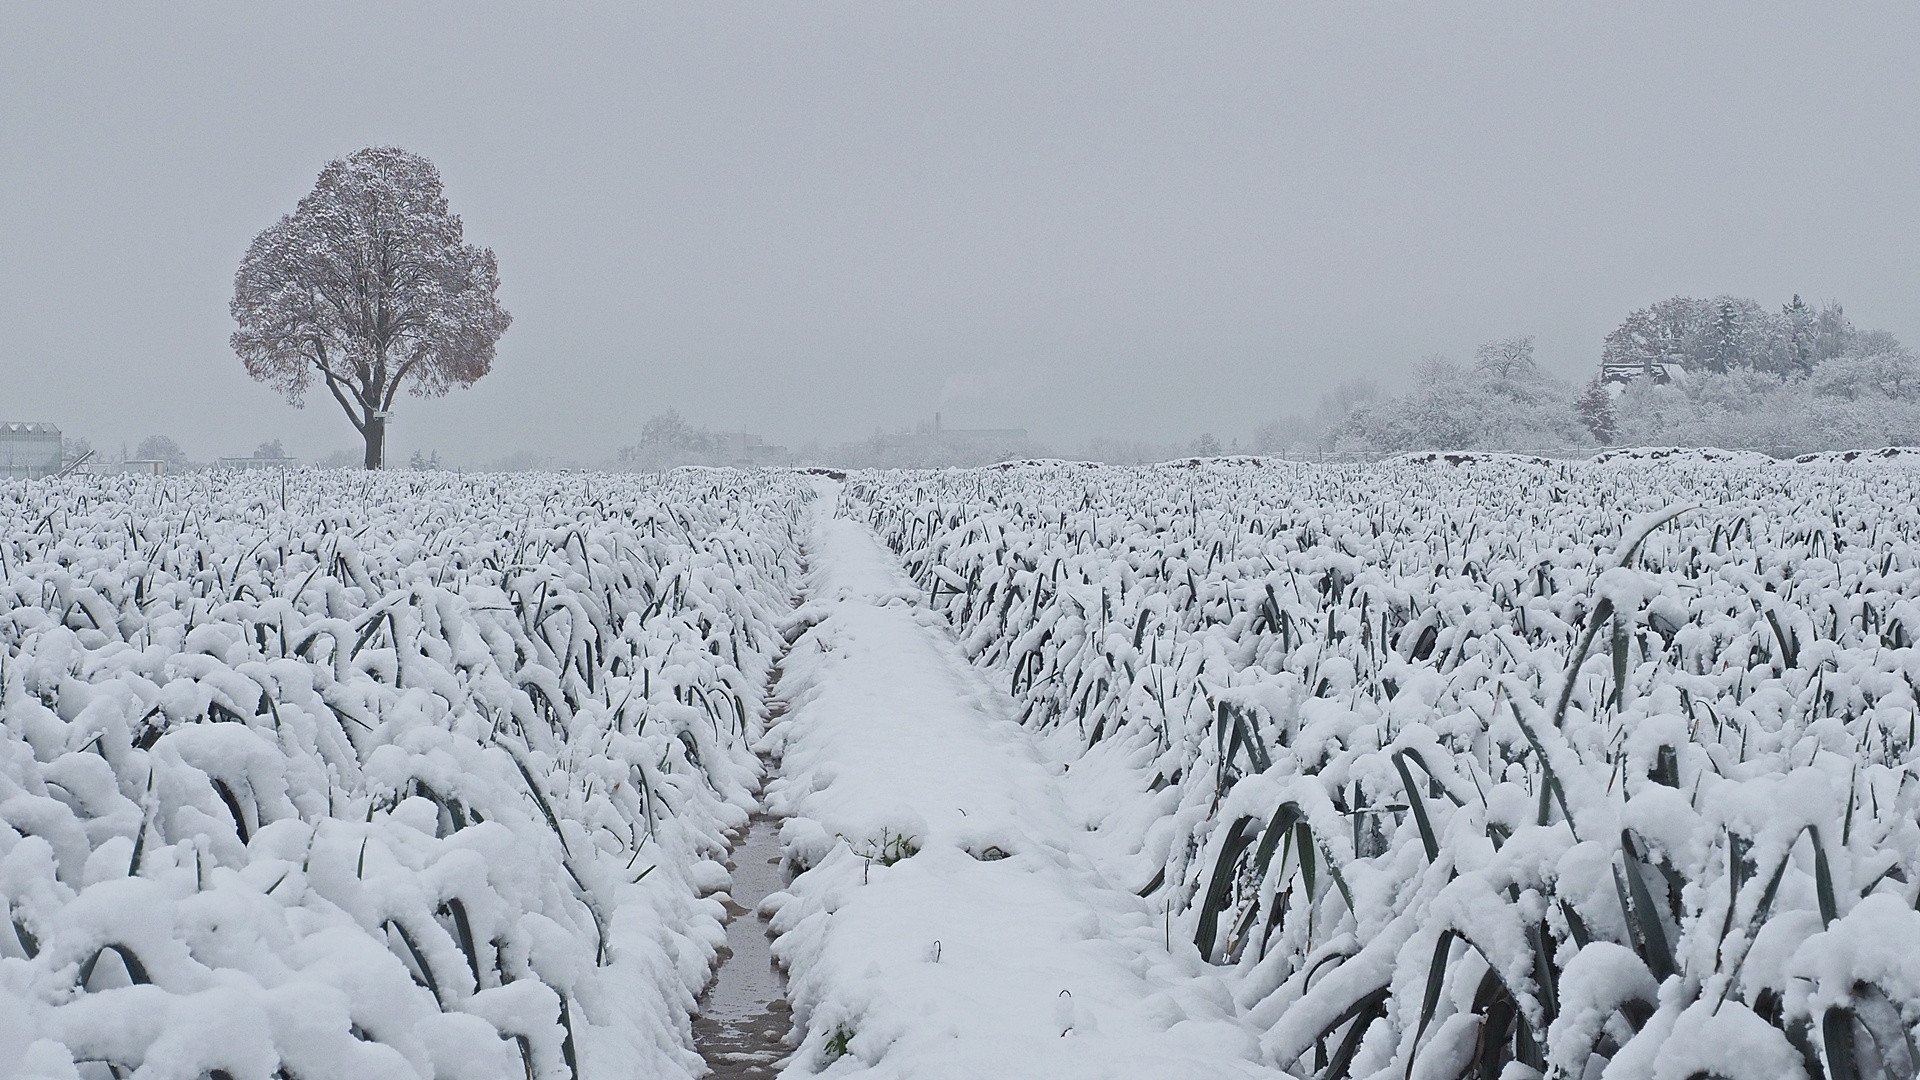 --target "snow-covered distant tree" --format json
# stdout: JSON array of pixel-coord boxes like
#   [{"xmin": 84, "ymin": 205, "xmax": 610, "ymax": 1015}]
[
  {"xmin": 1473, "ymin": 335, "xmax": 1566, "ymax": 407},
  {"xmin": 230, "ymin": 147, "xmax": 511, "ymax": 469},
  {"xmin": 1602, "ymin": 298, "xmax": 1706, "ymax": 375},
  {"xmin": 617, "ymin": 409, "xmax": 725, "ymax": 469},
  {"xmin": 1603, "ymin": 295, "xmax": 1869, "ymax": 380},
  {"xmin": 1853, "ymin": 327, "xmax": 1905, "ymax": 356},
  {"xmin": 1811, "ymin": 299, "xmax": 1854, "ymax": 366},
  {"xmin": 134, "ymin": 434, "xmax": 187, "ymax": 466},
  {"xmin": 1778, "ymin": 294, "xmax": 1818, "ymax": 375},
  {"xmin": 1251, "ymin": 416, "xmax": 1313, "ymax": 454},
  {"xmin": 1706, "ymin": 299, "xmax": 1738, "ymax": 373},
  {"xmin": 1316, "ymin": 377, "xmax": 1381, "ymax": 424},
  {"xmin": 1474, "ymin": 335, "xmax": 1537, "ymax": 379},
  {"xmin": 1609, "ymin": 361, "xmax": 1920, "ymax": 453},
  {"xmin": 639, "ymin": 409, "xmax": 710, "ymax": 454},
  {"xmin": 252, "ymin": 439, "xmax": 286, "ymax": 459},
  {"xmin": 1334, "ymin": 354, "xmax": 1593, "ymax": 453},
  {"xmin": 1574, "ymin": 379, "xmax": 1618, "ymax": 443},
  {"xmin": 1192, "ymin": 432, "xmax": 1222, "ymax": 456},
  {"xmin": 1811, "ymin": 347, "xmax": 1920, "ymax": 400}
]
